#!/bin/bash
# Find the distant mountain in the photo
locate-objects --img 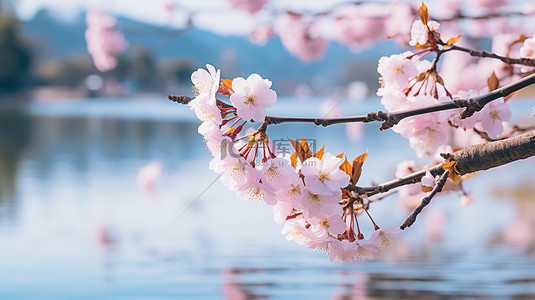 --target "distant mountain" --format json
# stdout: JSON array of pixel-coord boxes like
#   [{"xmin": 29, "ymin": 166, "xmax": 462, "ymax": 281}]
[{"xmin": 22, "ymin": 9, "xmax": 404, "ymax": 93}]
